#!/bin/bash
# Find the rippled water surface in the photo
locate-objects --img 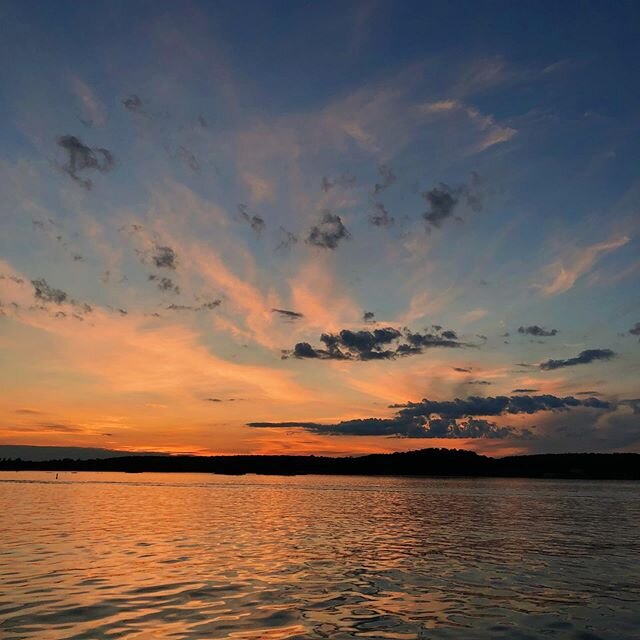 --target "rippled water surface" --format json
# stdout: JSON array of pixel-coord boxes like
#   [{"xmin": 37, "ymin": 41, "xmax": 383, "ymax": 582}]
[{"xmin": 1, "ymin": 473, "xmax": 639, "ymax": 639}]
